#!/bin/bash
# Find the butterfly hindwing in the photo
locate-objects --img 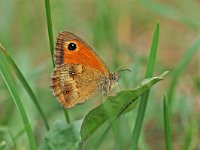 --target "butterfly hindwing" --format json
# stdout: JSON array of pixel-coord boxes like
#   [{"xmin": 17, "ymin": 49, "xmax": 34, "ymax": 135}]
[{"xmin": 50, "ymin": 64, "xmax": 105, "ymax": 108}]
